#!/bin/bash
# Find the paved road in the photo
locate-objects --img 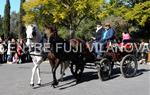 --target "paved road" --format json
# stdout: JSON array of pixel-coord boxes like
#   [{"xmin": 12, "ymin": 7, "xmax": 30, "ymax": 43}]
[{"xmin": 0, "ymin": 62, "xmax": 150, "ymax": 95}]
